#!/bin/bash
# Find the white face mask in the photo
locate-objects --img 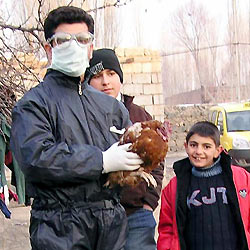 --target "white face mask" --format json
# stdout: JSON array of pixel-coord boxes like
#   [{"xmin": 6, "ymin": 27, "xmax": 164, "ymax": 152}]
[{"xmin": 50, "ymin": 40, "xmax": 89, "ymax": 77}]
